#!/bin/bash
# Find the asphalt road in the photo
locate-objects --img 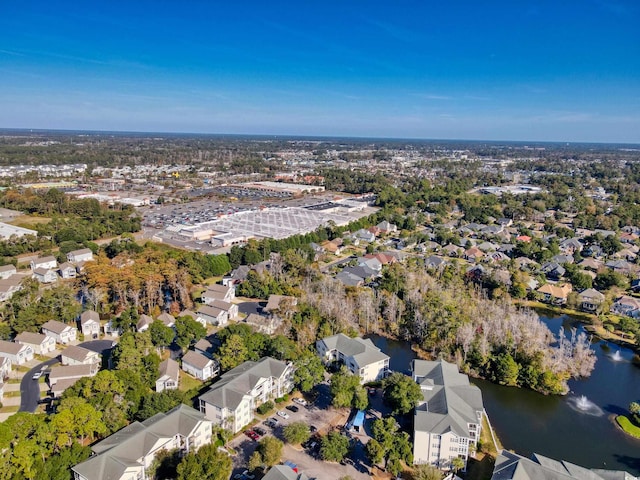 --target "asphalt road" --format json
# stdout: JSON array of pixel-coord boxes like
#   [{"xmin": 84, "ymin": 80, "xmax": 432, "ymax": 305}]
[{"xmin": 19, "ymin": 339, "xmax": 117, "ymax": 413}]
